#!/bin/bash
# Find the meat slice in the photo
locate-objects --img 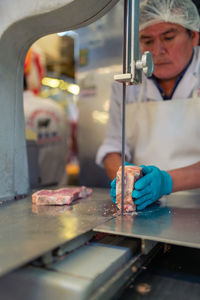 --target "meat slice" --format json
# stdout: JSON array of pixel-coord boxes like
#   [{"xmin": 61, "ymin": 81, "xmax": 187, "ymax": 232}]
[
  {"xmin": 32, "ymin": 186, "xmax": 92, "ymax": 206},
  {"xmin": 116, "ymin": 165, "xmax": 142, "ymax": 212}
]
